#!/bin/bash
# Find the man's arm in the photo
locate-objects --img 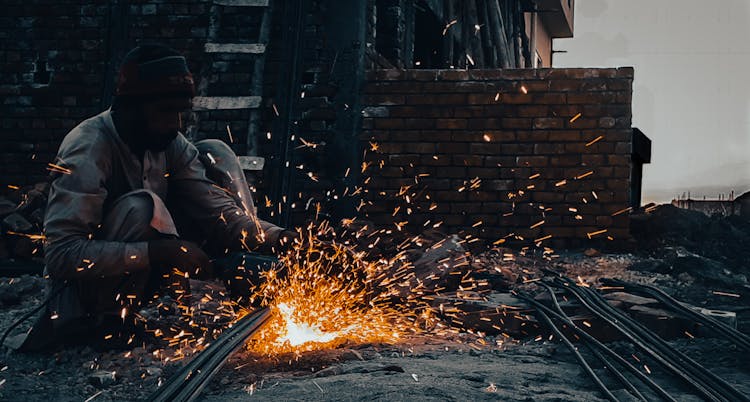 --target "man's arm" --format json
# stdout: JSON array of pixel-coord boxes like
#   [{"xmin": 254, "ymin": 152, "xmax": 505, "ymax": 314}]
[
  {"xmin": 167, "ymin": 135, "xmax": 284, "ymax": 252},
  {"xmin": 44, "ymin": 128, "xmax": 150, "ymax": 279}
]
